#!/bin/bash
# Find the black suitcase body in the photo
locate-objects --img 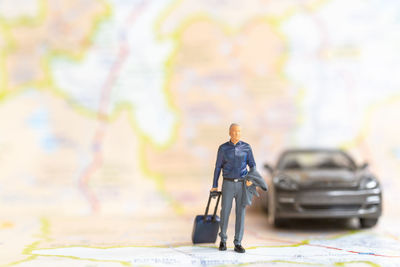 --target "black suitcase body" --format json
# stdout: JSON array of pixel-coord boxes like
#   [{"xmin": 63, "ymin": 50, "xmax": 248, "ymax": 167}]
[{"xmin": 192, "ymin": 191, "xmax": 222, "ymax": 244}]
